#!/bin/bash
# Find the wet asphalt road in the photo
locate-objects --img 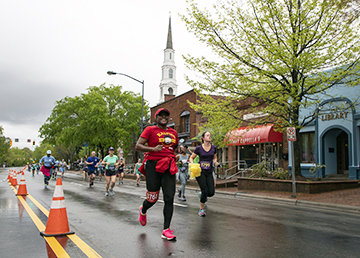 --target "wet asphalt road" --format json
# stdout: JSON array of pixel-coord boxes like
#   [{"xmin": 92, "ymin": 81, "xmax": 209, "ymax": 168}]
[{"xmin": 1, "ymin": 167, "xmax": 360, "ymax": 258}]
